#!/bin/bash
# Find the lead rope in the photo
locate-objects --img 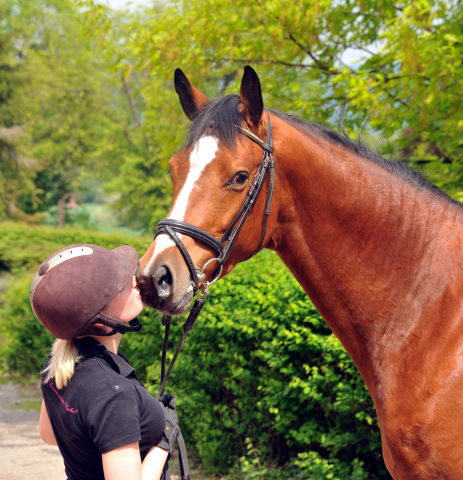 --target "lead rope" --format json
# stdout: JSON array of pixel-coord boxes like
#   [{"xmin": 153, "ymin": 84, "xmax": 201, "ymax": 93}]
[
  {"xmin": 157, "ymin": 293, "xmax": 207, "ymax": 400},
  {"xmin": 158, "ymin": 287, "xmax": 209, "ymax": 480}
]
